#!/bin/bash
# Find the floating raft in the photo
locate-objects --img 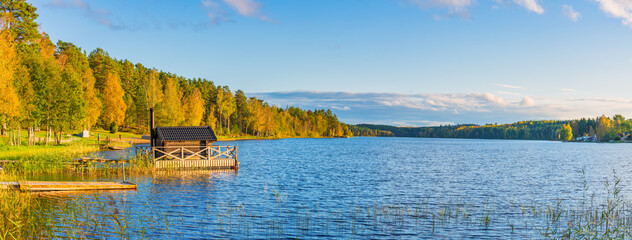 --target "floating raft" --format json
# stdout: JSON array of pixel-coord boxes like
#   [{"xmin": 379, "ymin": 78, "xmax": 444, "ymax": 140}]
[
  {"xmin": 0, "ymin": 181, "xmax": 136, "ymax": 192},
  {"xmin": 108, "ymin": 146, "xmax": 125, "ymax": 150}
]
